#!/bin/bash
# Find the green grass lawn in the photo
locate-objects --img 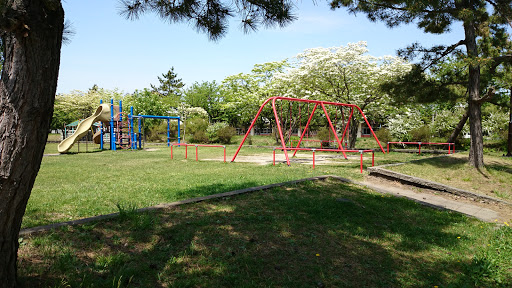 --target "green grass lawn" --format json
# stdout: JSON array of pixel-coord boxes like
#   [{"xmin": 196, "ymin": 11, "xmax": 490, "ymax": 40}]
[
  {"xmin": 30, "ymin": 143, "xmax": 390, "ymax": 229},
  {"xmin": 19, "ymin": 179, "xmax": 512, "ymax": 287}
]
